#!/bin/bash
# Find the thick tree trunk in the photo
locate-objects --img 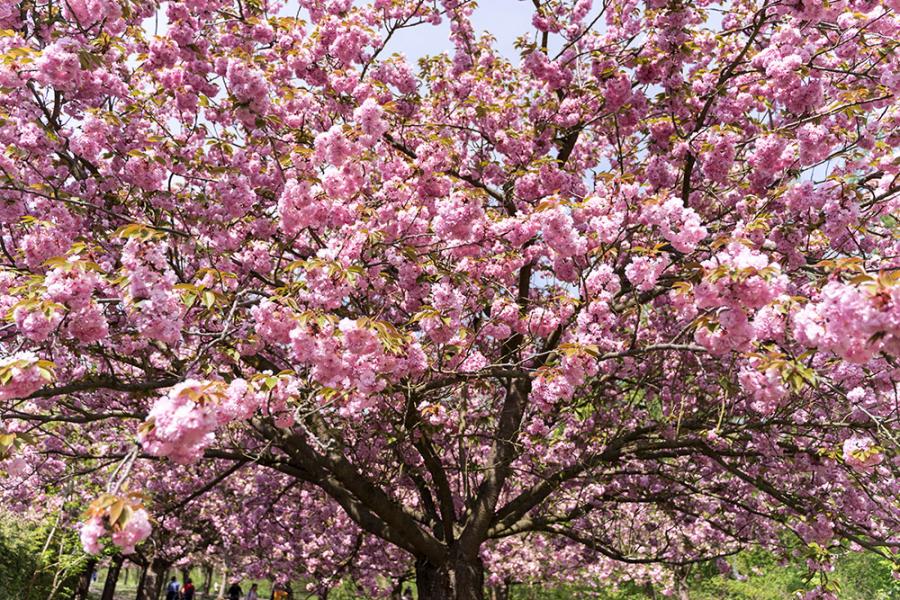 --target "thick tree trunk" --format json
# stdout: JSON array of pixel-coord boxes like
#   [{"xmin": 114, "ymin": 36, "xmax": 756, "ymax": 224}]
[
  {"xmin": 133, "ymin": 561, "xmax": 149, "ymax": 600},
  {"xmin": 152, "ymin": 560, "xmax": 171, "ymax": 600},
  {"xmin": 100, "ymin": 555, "xmax": 125, "ymax": 600},
  {"xmin": 72, "ymin": 557, "xmax": 97, "ymax": 600},
  {"xmin": 415, "ymin": 555, "xmax": 485, "ymax": 600},
  {"xmin": 137, "ymin": 558, "xmax": 170, "ymax": 600}
]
